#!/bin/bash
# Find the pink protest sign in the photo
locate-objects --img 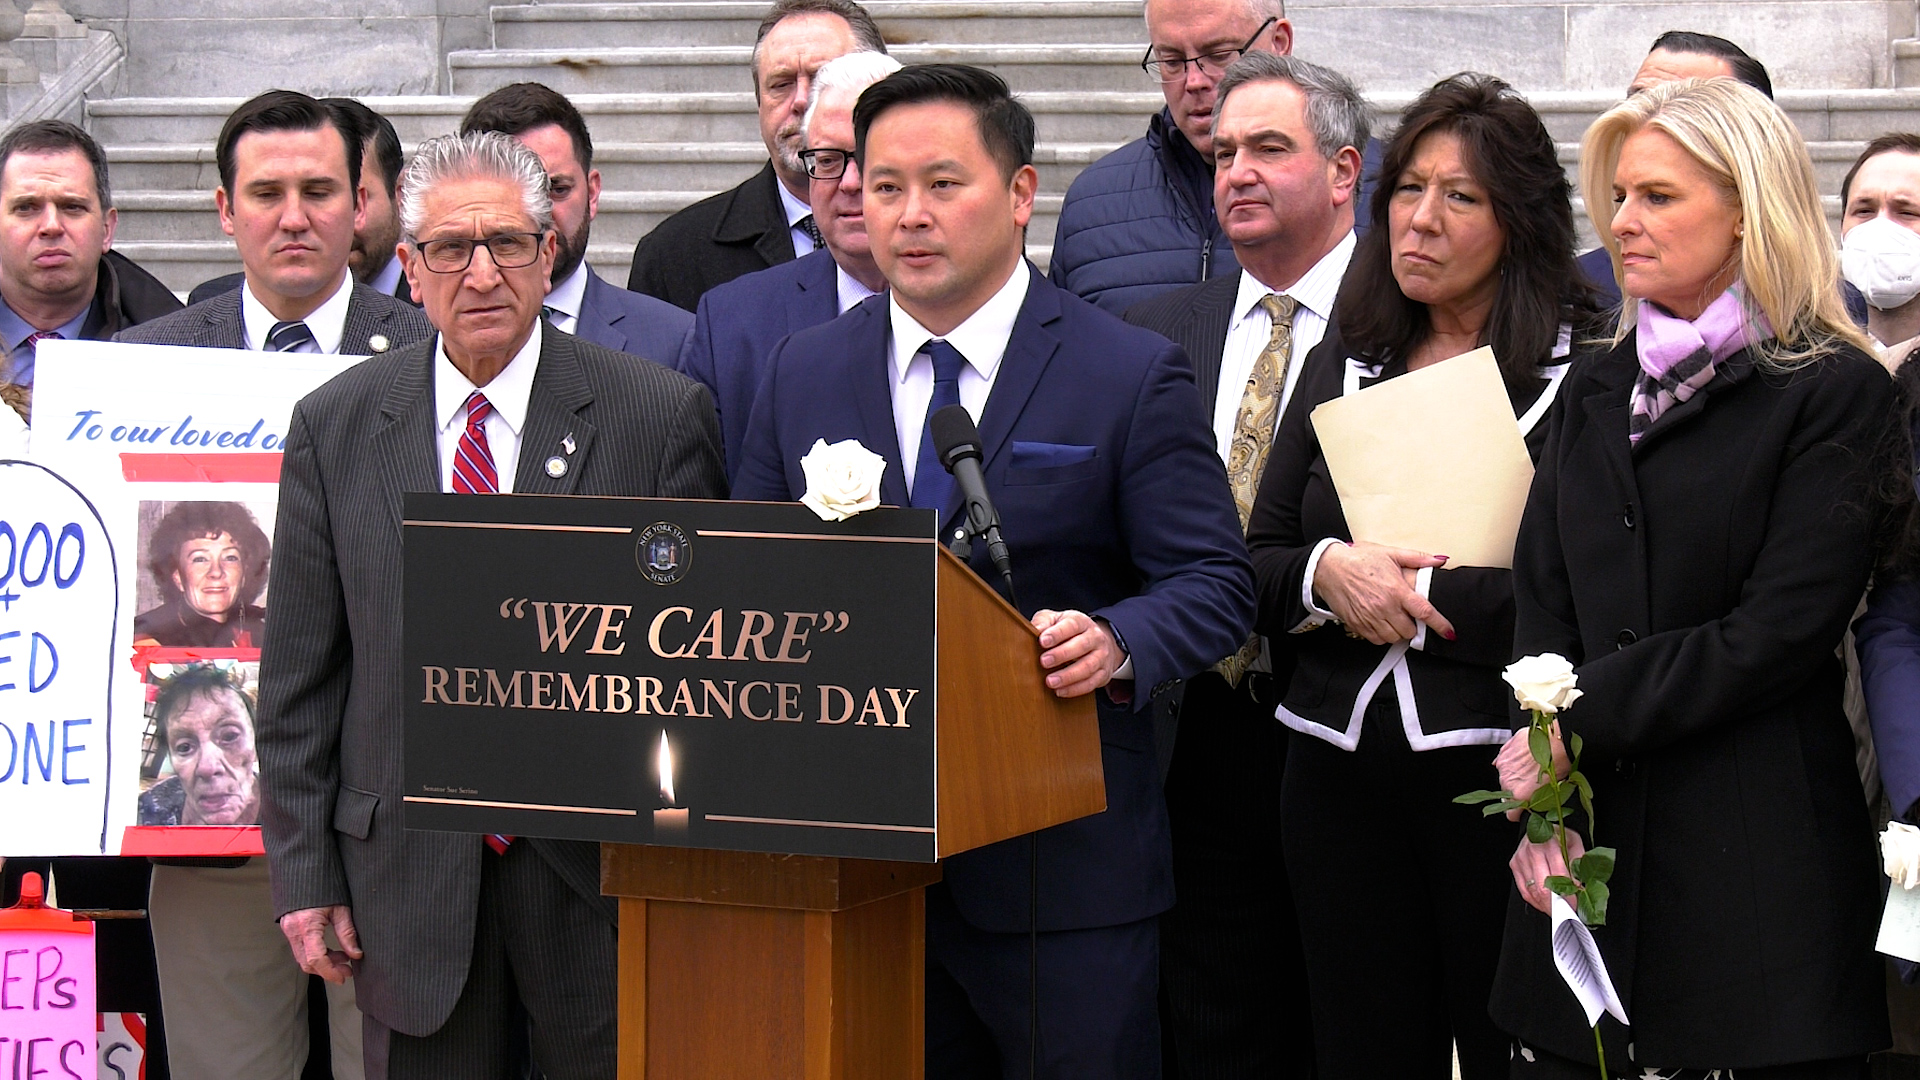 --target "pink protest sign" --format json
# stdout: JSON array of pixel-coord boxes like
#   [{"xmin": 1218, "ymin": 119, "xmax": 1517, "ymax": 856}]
[{"xmin": 0, "ymin": 873, "xmax": 95, "ymax": 1079}]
